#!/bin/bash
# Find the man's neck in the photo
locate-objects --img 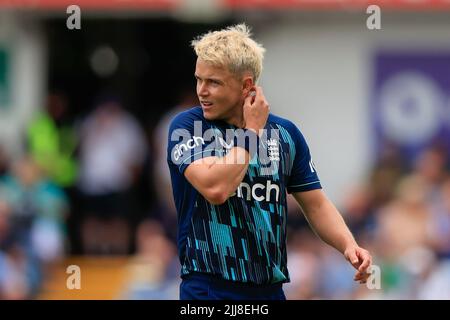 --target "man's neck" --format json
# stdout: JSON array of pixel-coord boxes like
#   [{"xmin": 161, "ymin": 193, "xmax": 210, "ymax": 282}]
[{"xmin": 222, "ymin": 106, "xmax": 245, "ymax": 129}]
